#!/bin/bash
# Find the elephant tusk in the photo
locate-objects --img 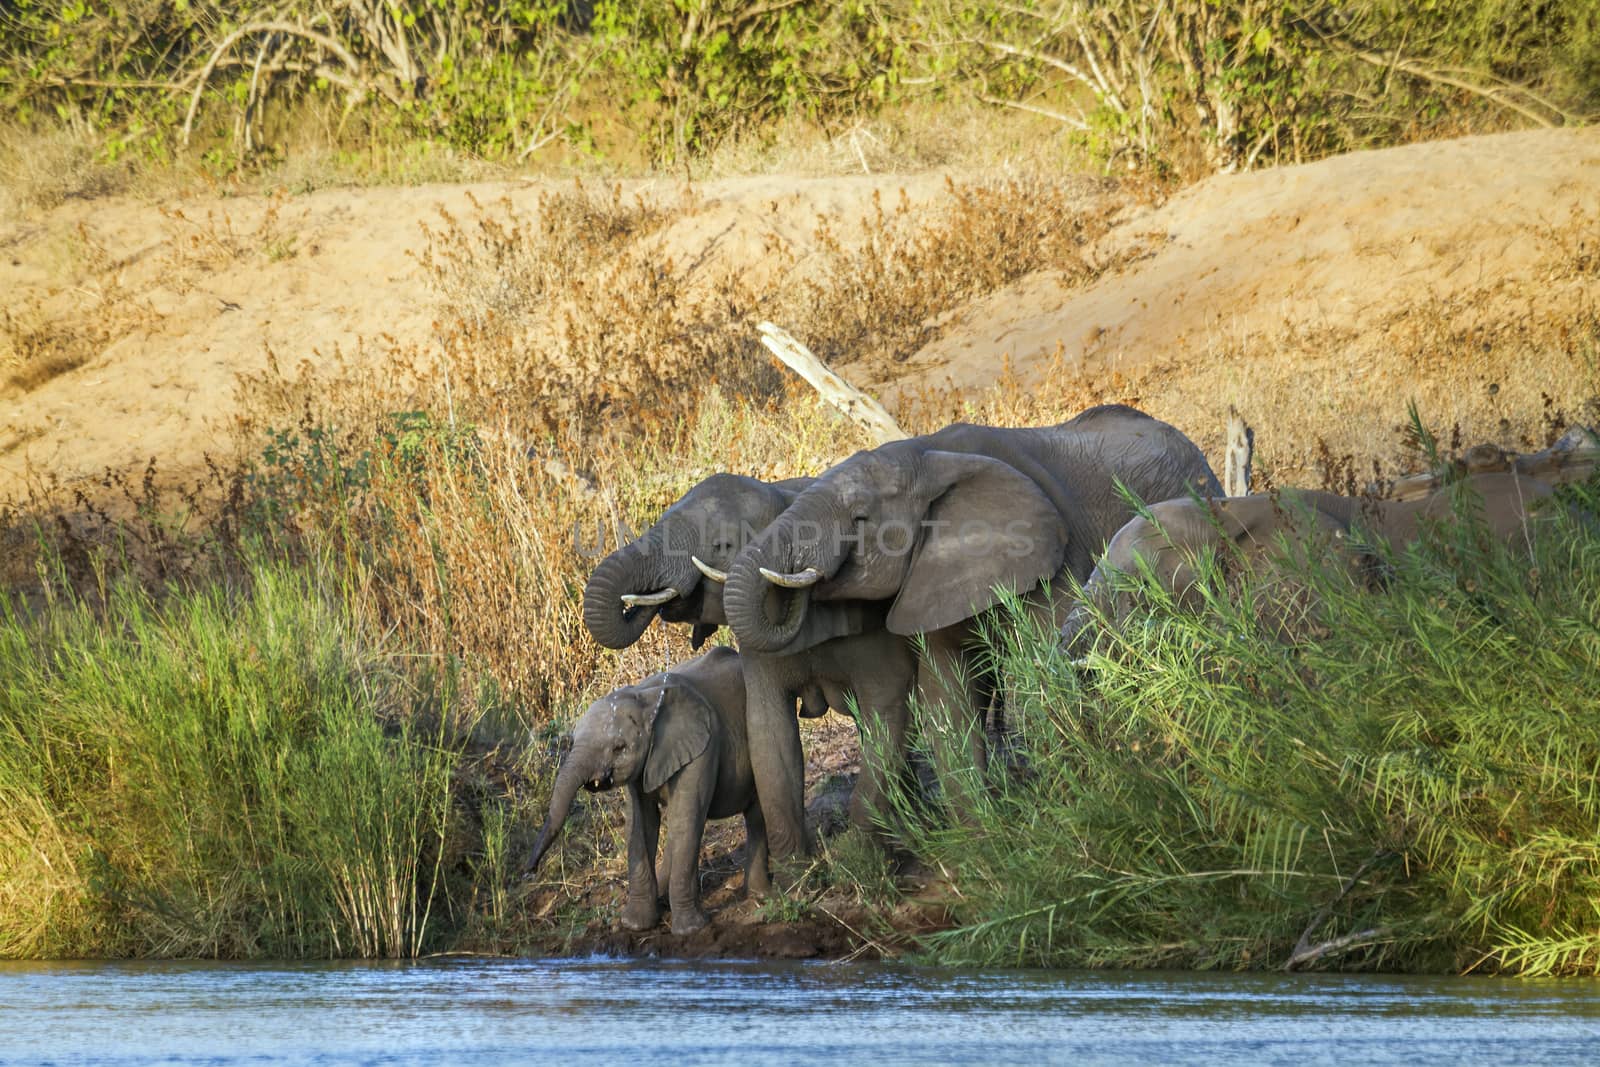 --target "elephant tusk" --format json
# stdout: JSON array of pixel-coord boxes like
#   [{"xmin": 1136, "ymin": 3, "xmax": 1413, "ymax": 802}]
[
  {"xmin": 759, "ymin": 566, "xmax": 823, "ymax": 589},
  {"xmin": 691, "ymin": 555, "xmax": 728, "ymax": 583},
  {"xmin": 620, "ymin": 588, "xmax": 678, "ymax": 608}
]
